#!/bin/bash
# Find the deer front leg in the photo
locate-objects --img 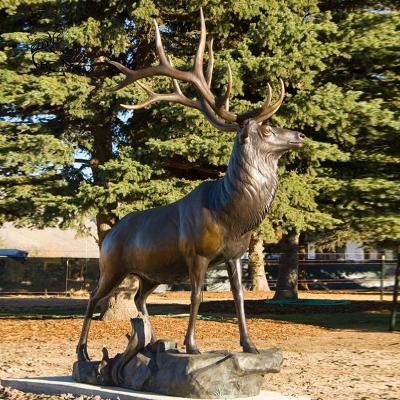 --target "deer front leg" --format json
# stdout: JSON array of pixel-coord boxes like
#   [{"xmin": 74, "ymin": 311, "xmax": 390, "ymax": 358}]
[
  {"xmin": 184, "ymin": 255, "xmax": 209, "ymax": 354},
  {"xmin": 226, "ymin": 259, "xmax": 258, "ymax": 353}
]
